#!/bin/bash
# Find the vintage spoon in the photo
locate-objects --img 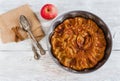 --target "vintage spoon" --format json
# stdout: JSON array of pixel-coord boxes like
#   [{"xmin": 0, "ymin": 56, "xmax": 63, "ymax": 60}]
[
  {"xmin": 19, "ymin": 15, "xmax": 45, "ymax": 58},
  {"xmin": 19, "ymin": 15, "xmax": 46, "ymax": 55},
  {"xmin": 19, "ymin": 16, "xmax": 41, "ymax": 60}
]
